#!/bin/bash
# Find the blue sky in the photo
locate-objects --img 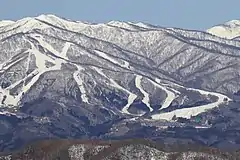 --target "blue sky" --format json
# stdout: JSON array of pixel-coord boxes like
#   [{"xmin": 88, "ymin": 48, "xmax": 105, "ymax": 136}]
[{"xmin": 0, "ymin": 0, "xmax": 239, "ymax": 30}]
